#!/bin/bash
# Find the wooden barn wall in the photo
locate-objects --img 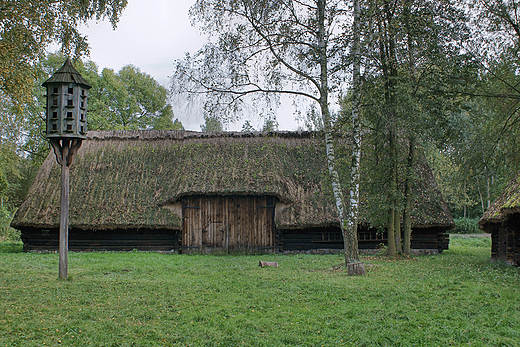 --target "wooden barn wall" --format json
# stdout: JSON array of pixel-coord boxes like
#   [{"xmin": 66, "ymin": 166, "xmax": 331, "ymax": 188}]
[
  {"xmin": 505, "ymin": 213, "xmax": 520, "ymax": 266},
  {"xmin": 20, "ymin": 227, "xmax": 178, "ymax": 252},
  {"xmin": 490, "ymin": 224, "xmax": 500, "ymax": 262},
  {"xmin": 280, "ymin": 227, "xmax": 448, "ymax": 252},
  {"xmin": 181, "ymin": 195, "xmax": 275, "ymax": 254}
]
